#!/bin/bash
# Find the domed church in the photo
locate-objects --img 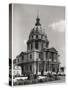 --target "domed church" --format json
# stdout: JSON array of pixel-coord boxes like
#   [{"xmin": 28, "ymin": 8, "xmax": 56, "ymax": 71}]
[{"xmin": 13, "ymin": 15, "xmax": 60, "ymax": 77}]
